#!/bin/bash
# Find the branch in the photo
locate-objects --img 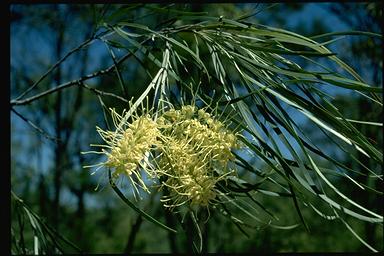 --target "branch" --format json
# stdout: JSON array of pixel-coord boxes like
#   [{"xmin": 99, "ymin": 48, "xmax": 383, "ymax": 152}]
[
  {"xmin": 14, "ymin": 36, "xmax": 95, "ymax": 101},
  {"xmin": 11, "ymin": 37, "xmax": 151, "ymax": 107},
  {"xmin": 124, "ymin": 215, "xmax": 143, "ymax": 253},
  {"xmin": 11, "ymin": 108, "xmax": 60, "ymax": 142},
  {"xmin": 80, "ymin": 82, "xmax": 129, "ymax": 103},
  {"xmin": 12, "ymin": 79, "xmax": 83, "ymax": 107}
]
